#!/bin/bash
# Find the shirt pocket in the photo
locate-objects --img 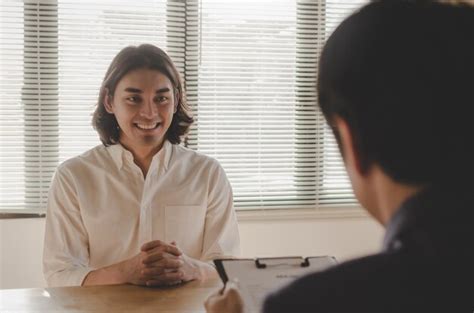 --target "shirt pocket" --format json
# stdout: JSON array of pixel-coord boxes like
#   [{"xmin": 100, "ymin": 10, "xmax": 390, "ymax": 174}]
[{"xmin": 164, "ymin": 205, "xmax": 206, "ymax": 258}]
